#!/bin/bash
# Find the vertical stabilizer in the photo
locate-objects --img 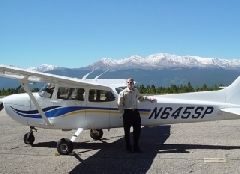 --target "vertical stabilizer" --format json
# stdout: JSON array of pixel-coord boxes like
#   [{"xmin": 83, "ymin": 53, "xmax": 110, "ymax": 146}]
[{"xmin": 224, "ymin": 76, "xmax": 240, "ymax": 104}]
